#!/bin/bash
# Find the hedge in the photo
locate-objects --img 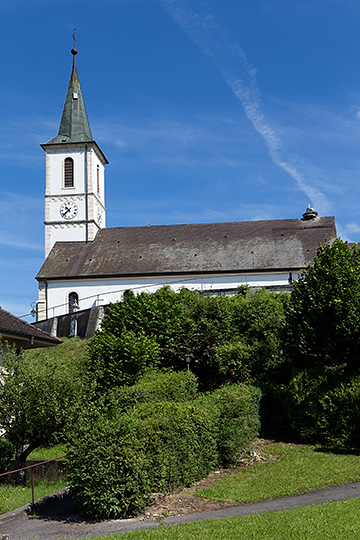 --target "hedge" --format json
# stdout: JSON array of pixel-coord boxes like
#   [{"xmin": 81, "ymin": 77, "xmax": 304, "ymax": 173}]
[{"xmin": 67, "ymin": 375, "xmax": 261, "ymax": 520}]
